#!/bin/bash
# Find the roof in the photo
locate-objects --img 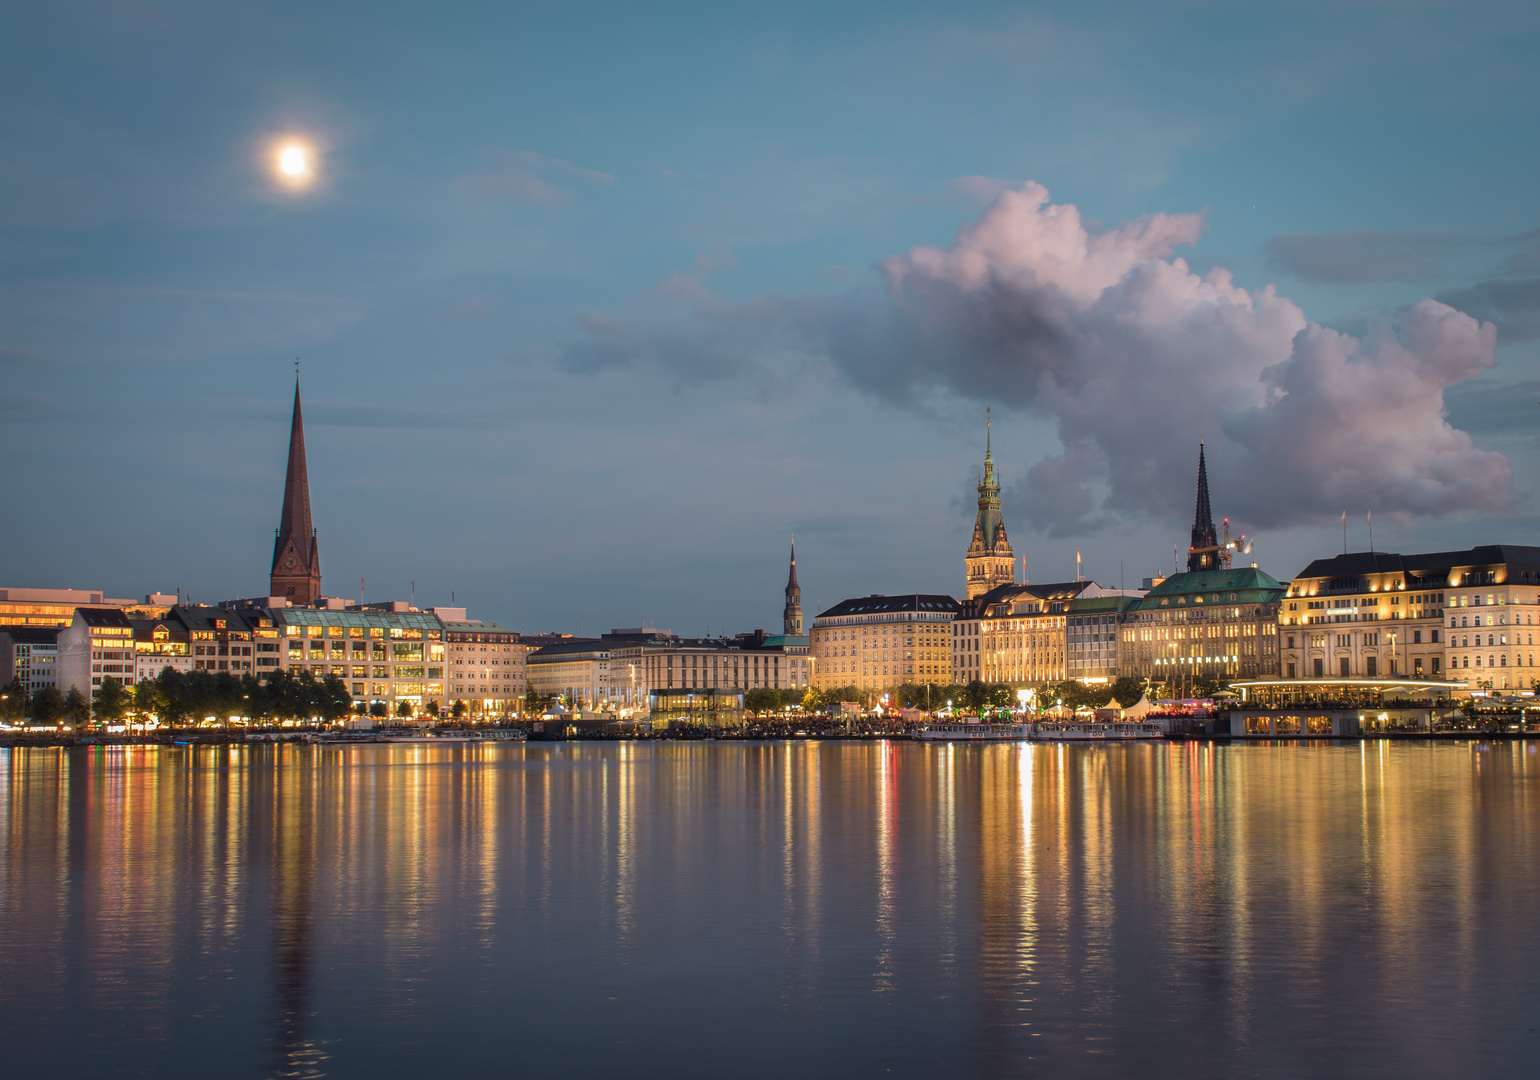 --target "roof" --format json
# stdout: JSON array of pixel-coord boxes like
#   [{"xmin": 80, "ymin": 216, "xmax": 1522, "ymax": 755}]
[
  {"xmin": 170, "ymin": 605, "xmax": 255, "ymax": 633},
  {"xmin": 273, "ymin": 608, "xmax": 441, "ymax": 631},
  {"xmin": 441, "ymin": 620, "xmax": 515, "ymax": 633},
  {"xmin": 529, "ymin": 640, "xmax": 611, "ymax": 659},
  {"xmin": 758, "ymin": 634, "xmax": 810, "ymax": 649},
  {"xmin": 816, "ymin": 594, "xmax": 960, "ymax": 619},
  {"xmin": 1293, "ymin": 546, "xmax": 1540, "ymax": 582},
  {"xmin": 1068, "ymin": 595, "xmax": 1140, "ymax": 615},
  {"xmin": 73, "ymin": 607, "xmax": 135, "ymax": 628},
  {"xmin": 0, "ymin": 627, "xmax": 60, "ymax": 644},
  {"xmin": 1140, "ymin": 567, "xmax": 1284, "ymax": 598}
]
